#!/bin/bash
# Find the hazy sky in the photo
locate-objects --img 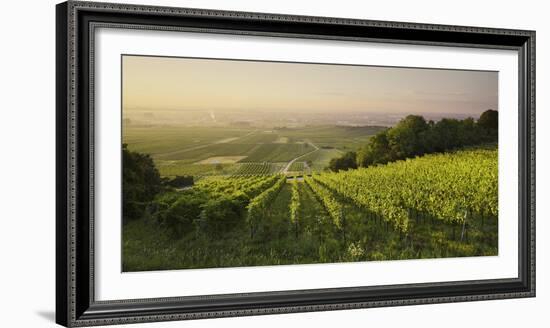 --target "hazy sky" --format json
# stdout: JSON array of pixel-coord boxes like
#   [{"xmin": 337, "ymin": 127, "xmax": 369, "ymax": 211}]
[{"xmin": 122, "ymin": 55, "xmax": 498, "ymax": 115}]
